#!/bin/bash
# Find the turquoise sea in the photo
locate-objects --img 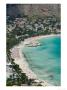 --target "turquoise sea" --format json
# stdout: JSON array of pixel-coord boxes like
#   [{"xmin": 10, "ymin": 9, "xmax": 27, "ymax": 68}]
[{"xmin": 22, "ymin": 36, "xmax": 61, "ymax": 86}]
